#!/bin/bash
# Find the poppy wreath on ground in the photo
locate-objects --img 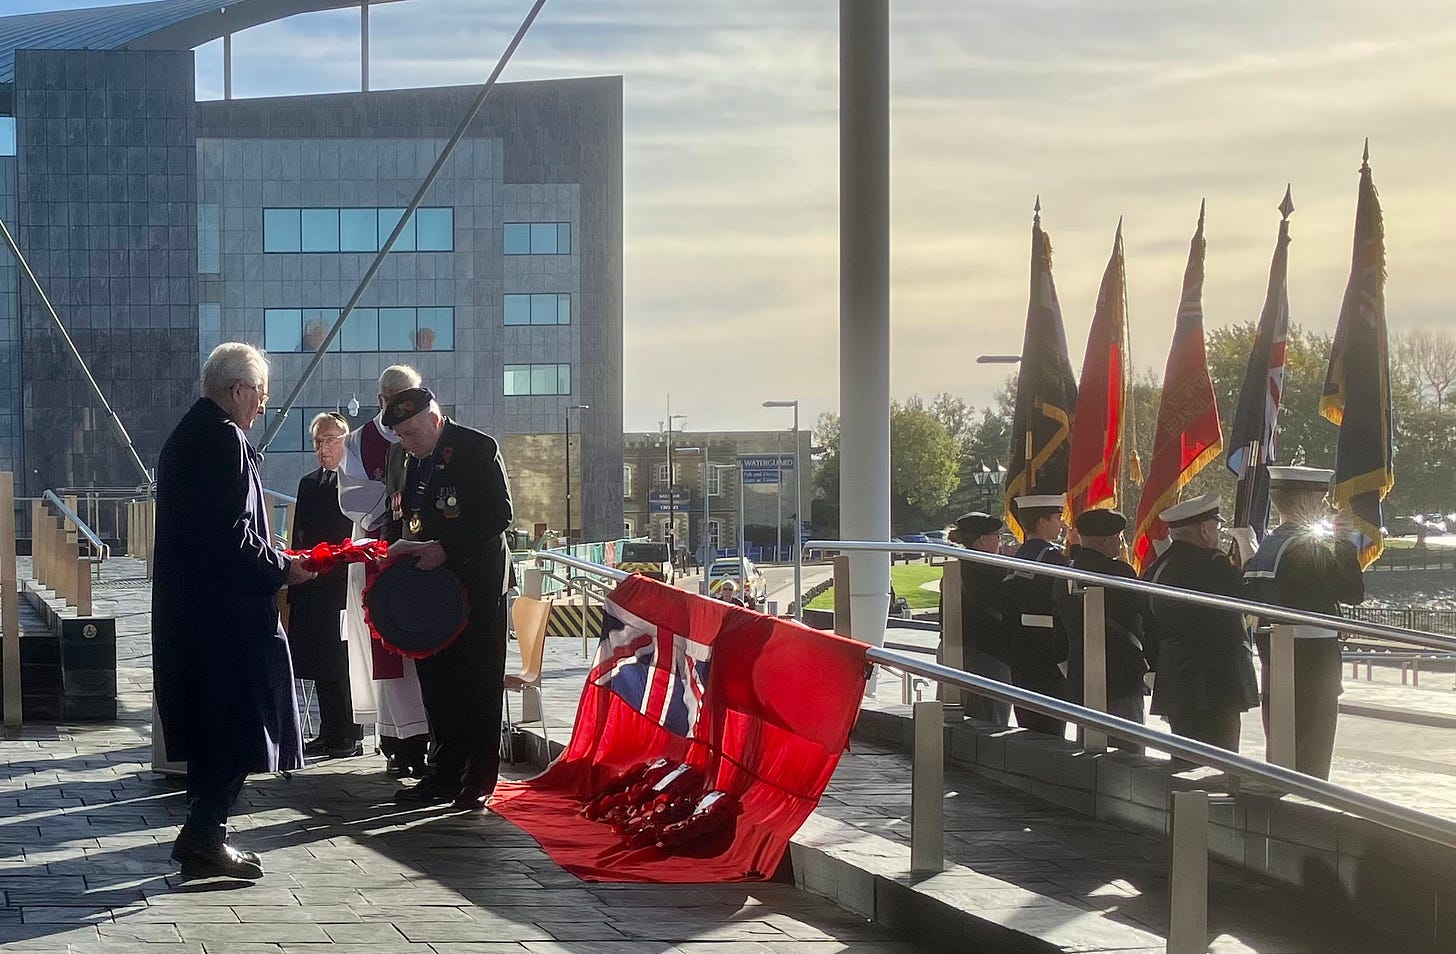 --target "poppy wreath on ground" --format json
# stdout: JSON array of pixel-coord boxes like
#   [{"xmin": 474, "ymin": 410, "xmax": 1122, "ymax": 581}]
[
  {"xmin": 580, "ymin": 761, "xmax": 739, "ymax": 850},
  {"xmin": 285, "ymin": 537, "xmax": 389, "ymax": 574}
]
